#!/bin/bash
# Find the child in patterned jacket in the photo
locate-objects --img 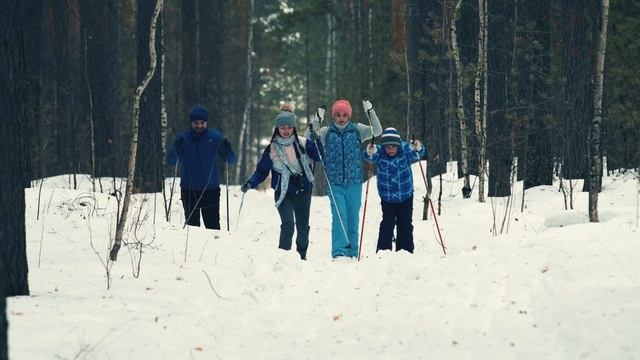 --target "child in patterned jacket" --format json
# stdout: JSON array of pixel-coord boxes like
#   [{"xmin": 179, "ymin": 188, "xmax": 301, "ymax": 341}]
[{"xmin": 364, "ymin": 128, "xmax": 425, "ymax": 253}]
